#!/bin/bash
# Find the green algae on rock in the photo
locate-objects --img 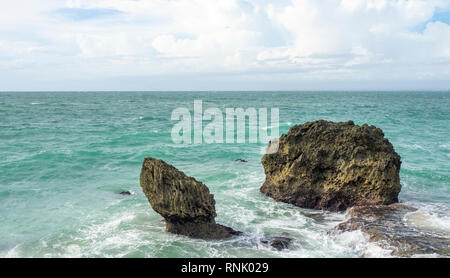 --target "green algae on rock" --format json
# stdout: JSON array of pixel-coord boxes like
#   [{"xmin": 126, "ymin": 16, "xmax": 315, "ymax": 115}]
[
  {"xmin": 140, "ymin": 157, "xmax": 241, "ymax": 239},
  {"xmin": 260, "ymin": 120, "xmax": 402, "ymax": 211}
]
